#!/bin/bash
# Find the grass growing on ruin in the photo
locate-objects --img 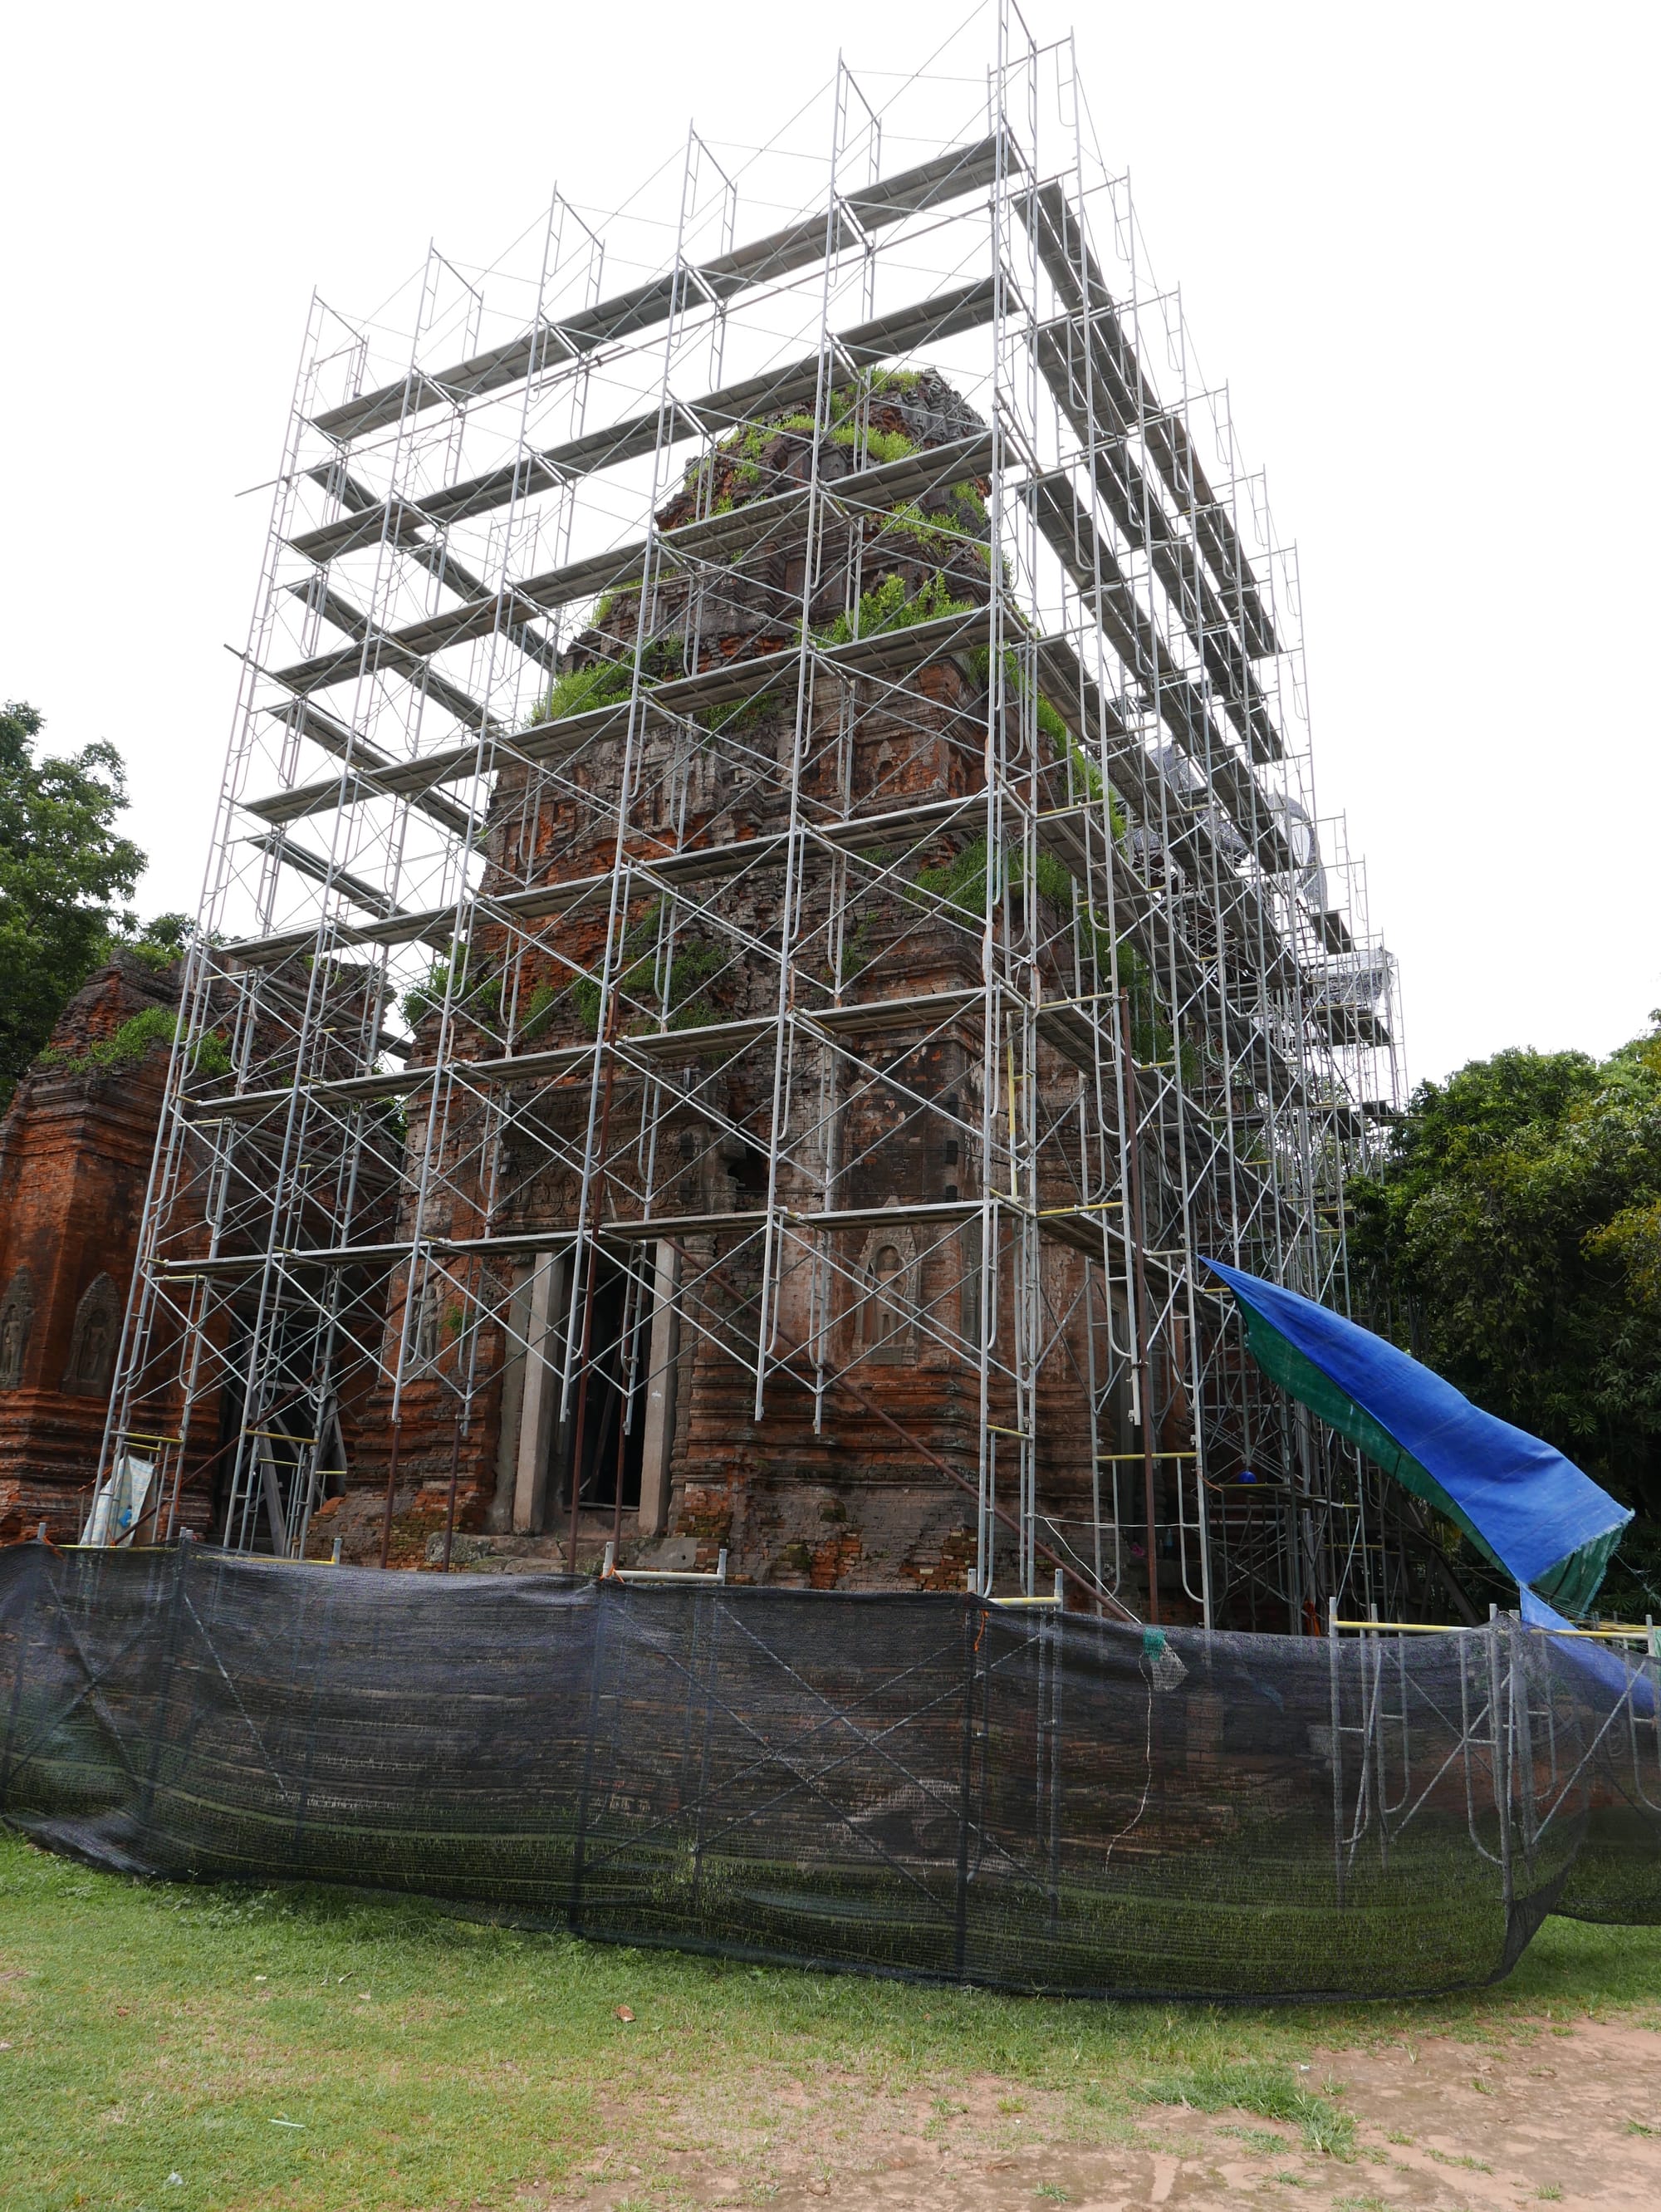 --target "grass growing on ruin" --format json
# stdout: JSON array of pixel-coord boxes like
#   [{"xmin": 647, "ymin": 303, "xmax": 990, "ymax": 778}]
[{"xmin": 2, "ymin": 1827, "xmax": 1659, "ymax": 2211}]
